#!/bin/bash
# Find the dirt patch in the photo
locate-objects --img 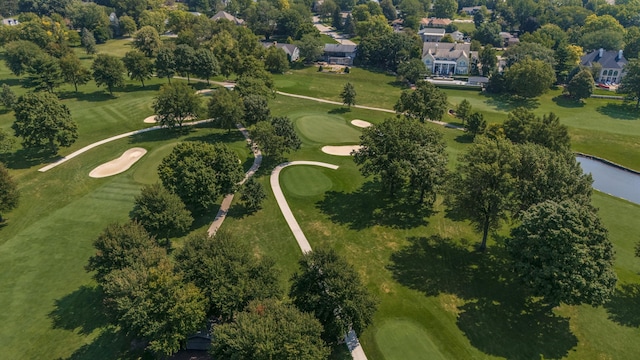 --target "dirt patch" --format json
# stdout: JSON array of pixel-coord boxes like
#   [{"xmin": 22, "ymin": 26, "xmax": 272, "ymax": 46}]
[
  {"xmin": 321, "ymin": 145, "xmax": 361, "ymax": 156},
  {"xmin": 89, "ymin": 148, "xmax": 147, "ymax": 178}
]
